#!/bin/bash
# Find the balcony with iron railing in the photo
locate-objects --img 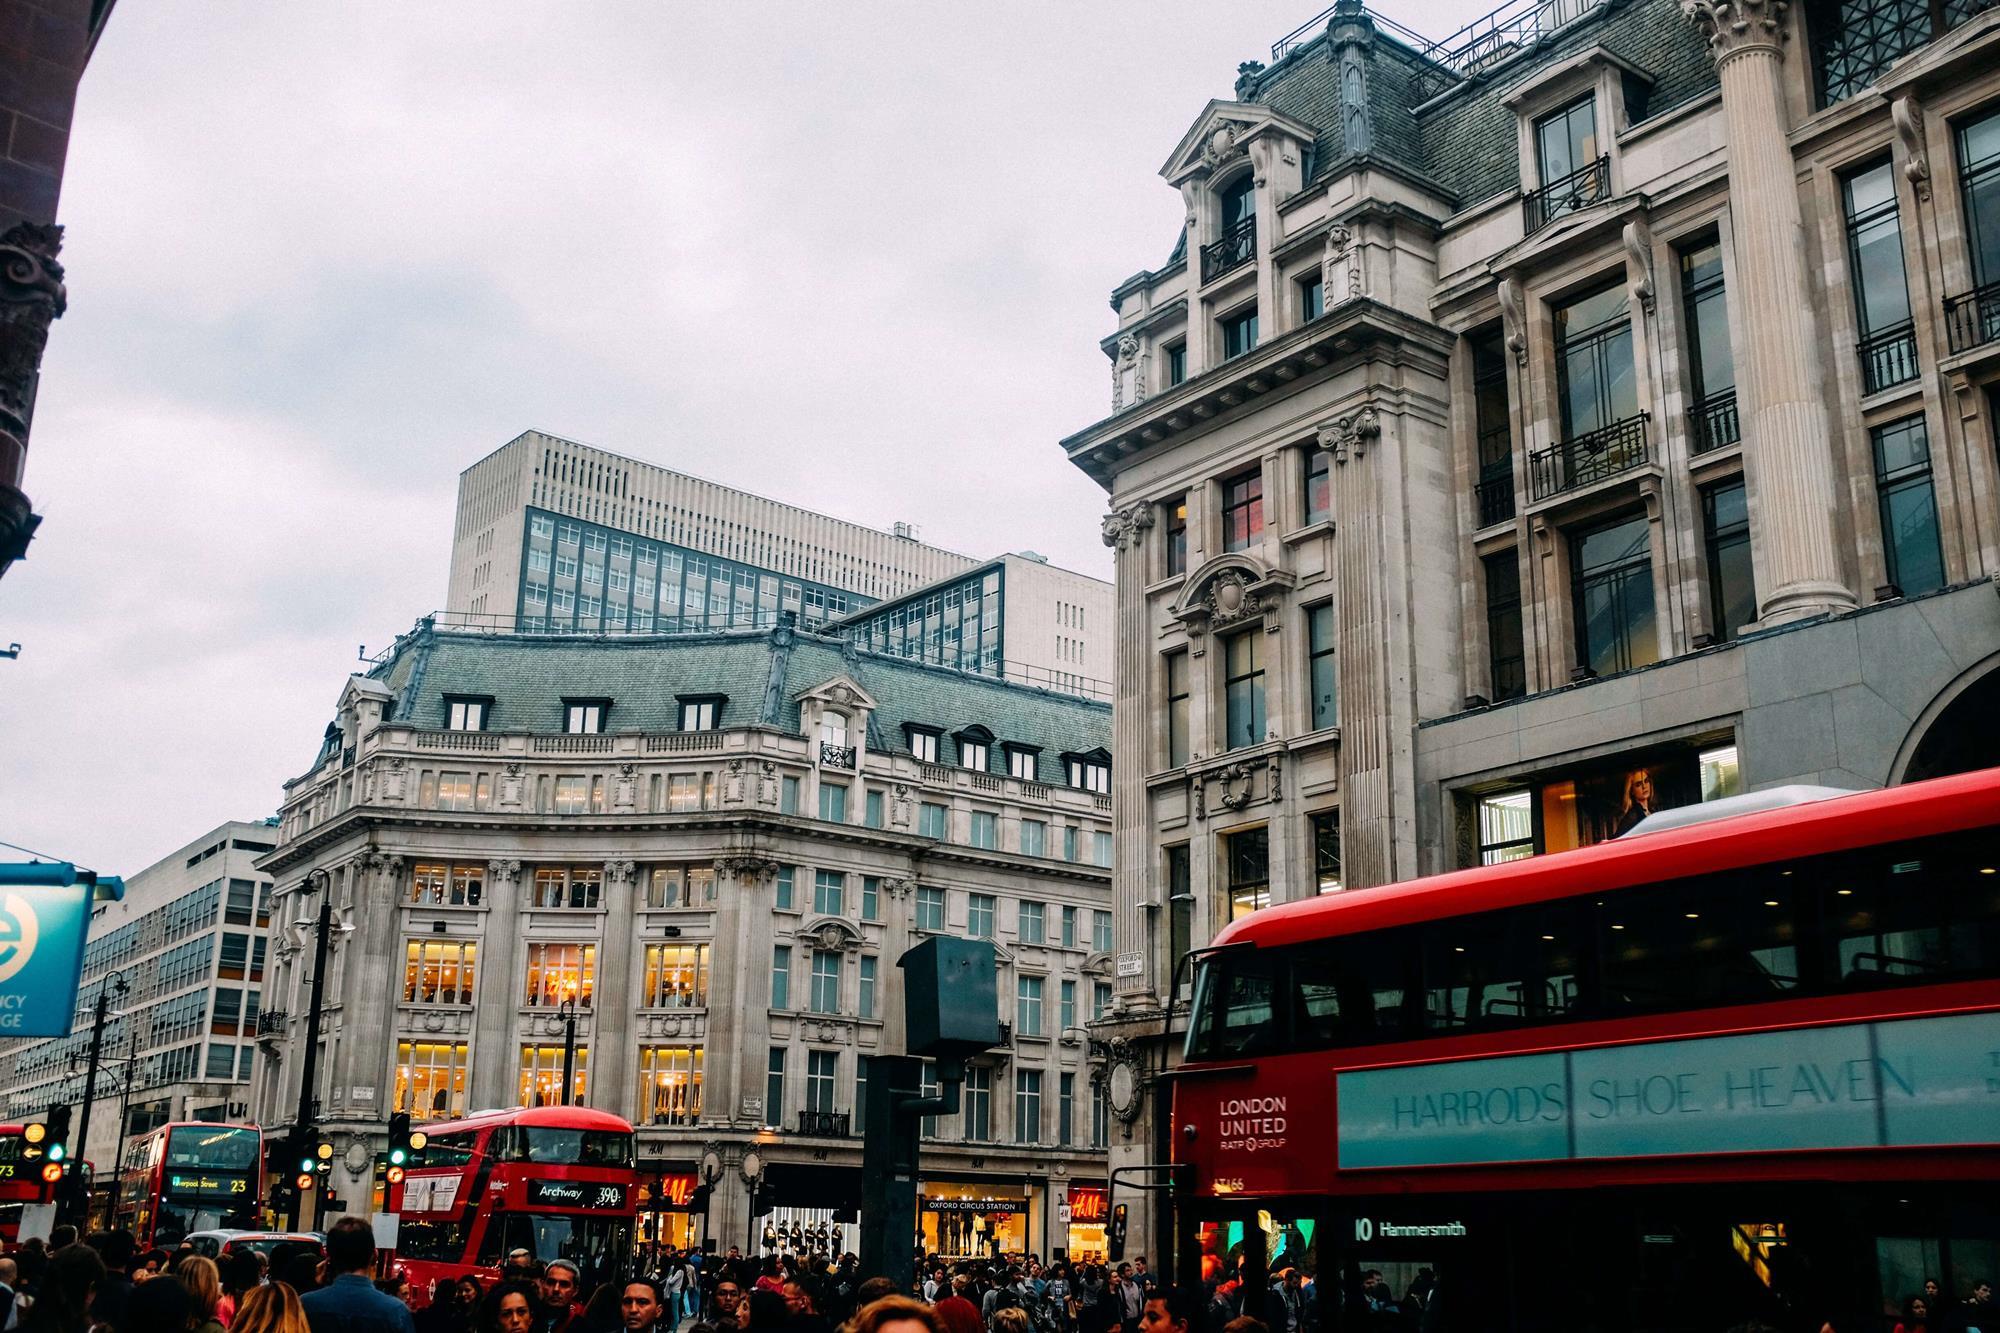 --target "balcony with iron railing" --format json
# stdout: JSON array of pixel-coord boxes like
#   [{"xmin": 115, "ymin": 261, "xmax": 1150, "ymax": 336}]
[
  {"xmin": 1944, "ymin": 281, "xmax": 2000, "ymax": 357},
  {"xmin": 1475, "ymin": 472, "xmax": 1516, "ymax": 528},
  {"xmin": 1690, "ymin": 389, "xmax": 1740, "ymax": 456},
  {"xmin": 796, "ymin": 1109, "xmax": 852, "ymax": 1137},
  {"xmin": 1529, "ymin": 413, "xmax": 1650, "ymax": 501},
  {"xmin": 1523, "ymin": 156, "xmax": 1610, "ymax": 235},
  {"xmin": 1201, "ymin": 216, "xmax": 1256, "ymax": 284},
  {"xmin": 1859, "ymin": 321, "xmax": 1920, "ymax": 394},
  {"xmin": 818, "ymin": 742, "xmax": 855, "ymax": 770}
]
